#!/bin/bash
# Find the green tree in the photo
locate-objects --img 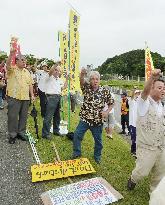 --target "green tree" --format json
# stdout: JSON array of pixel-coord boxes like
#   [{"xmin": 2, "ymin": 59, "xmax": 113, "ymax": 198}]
[{"xmin": 97, "ymin": 49, "xmax": 165, "ymax": 77}]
